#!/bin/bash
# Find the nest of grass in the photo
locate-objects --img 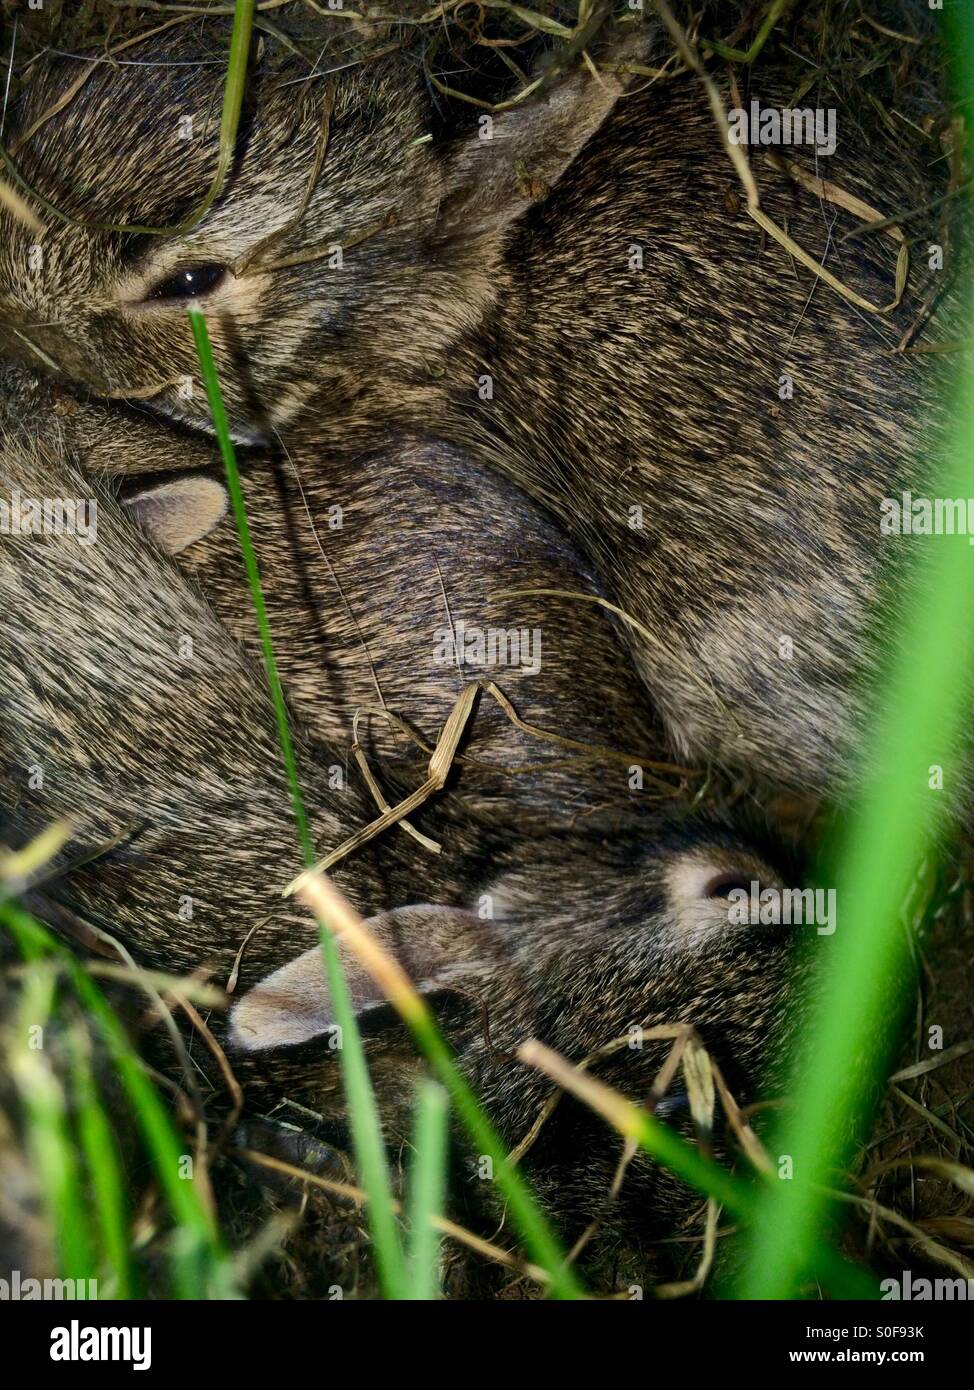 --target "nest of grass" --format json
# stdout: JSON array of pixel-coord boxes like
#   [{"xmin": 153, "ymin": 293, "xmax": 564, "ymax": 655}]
[
  {"xmin": 0, "ymin": 2, "xmax": 954, "ymax": 115},
  {"xmin": 0, "ymin": 0, "xmax": 971, "ymax": 1297}
]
